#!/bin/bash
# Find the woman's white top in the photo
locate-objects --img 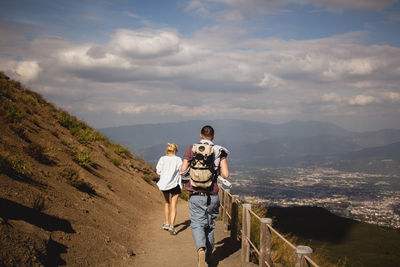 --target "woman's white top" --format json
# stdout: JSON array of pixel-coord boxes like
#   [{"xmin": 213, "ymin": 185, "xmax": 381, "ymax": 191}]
[{"xmin": 156, "ymin": 155, "xmax": 182, "ymax": 191}]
